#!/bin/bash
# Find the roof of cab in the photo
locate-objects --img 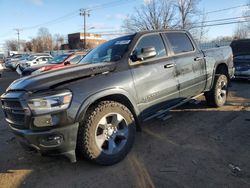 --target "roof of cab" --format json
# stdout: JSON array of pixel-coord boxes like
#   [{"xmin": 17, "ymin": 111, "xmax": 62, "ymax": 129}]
[{"xmin": 135, "ymin": 29, "xmax": 188, "ymax": 35}]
